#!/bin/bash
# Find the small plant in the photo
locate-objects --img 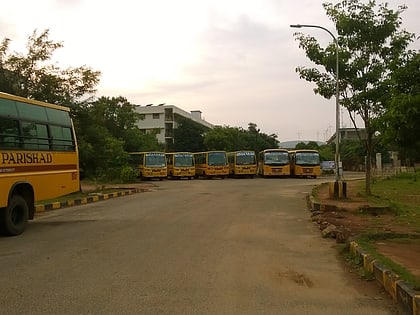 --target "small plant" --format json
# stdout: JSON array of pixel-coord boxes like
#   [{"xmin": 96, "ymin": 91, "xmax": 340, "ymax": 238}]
[{"xmin": 120, "ymin": 166, "xmax": 137, "ymax": 183}]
